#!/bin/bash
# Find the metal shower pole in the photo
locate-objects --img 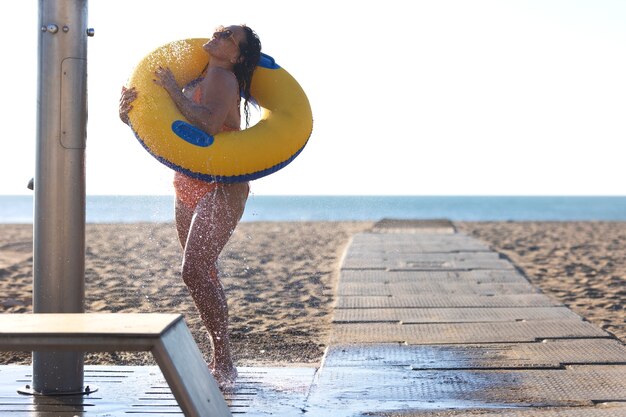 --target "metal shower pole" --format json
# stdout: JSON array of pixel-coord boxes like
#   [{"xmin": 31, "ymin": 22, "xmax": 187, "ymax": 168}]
[{"xmin": 32, "ymin": 0, "xmax": 91, "ymax": 395}]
